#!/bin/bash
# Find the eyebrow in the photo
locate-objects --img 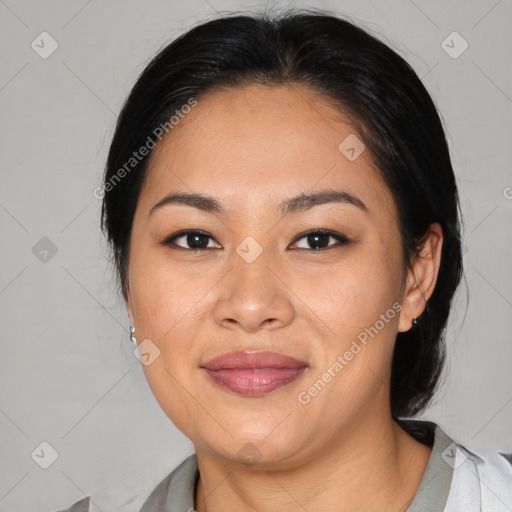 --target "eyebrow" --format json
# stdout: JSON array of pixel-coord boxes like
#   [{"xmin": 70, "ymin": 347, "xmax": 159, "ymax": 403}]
[{"xmin": 149, "ymin": 188, "xmax": 368, "ymax": 217}]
